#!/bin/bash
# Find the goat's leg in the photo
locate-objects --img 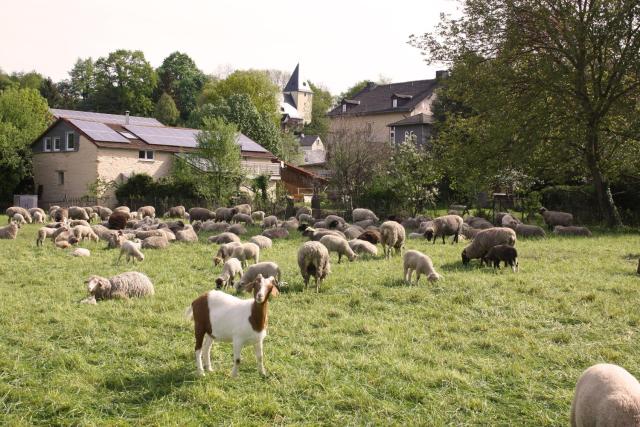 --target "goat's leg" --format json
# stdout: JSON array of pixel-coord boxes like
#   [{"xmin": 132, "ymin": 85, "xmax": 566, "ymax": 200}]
[
  {"xmin": 254, "ymin": 340, "xmax": 265, "ymax": 376},
  {"xmin": 202, "ymin": 335, "xmax": 214, "ymax": 372},
  {"xmin": 231, "ymin": 340, "xmax": 242, "ymax": 377}
]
